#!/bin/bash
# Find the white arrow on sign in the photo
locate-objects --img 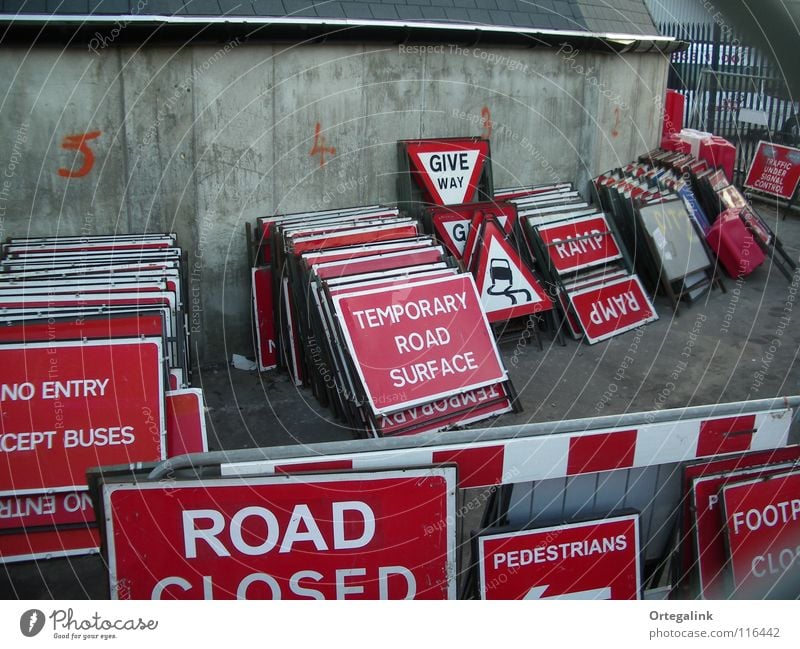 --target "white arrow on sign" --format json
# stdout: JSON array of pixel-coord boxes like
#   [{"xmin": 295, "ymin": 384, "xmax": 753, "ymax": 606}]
[{"xmin": 524, "ymin": 585, "xmax": 612, "ymax": 600}]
